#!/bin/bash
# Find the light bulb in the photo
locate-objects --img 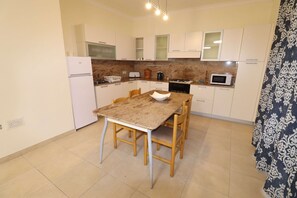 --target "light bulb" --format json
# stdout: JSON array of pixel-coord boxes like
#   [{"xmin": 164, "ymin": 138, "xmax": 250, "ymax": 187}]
[
  {"xmin": 145, "ymin": 2, "xmax": 152, "ymax": 10},
  {"xmin": 155, "ymin": 8, "xmax": 161, "ymax": 16},
  {"xmin": 163, "ymin": 14, "xmax": 169, "ymax": 21}
]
